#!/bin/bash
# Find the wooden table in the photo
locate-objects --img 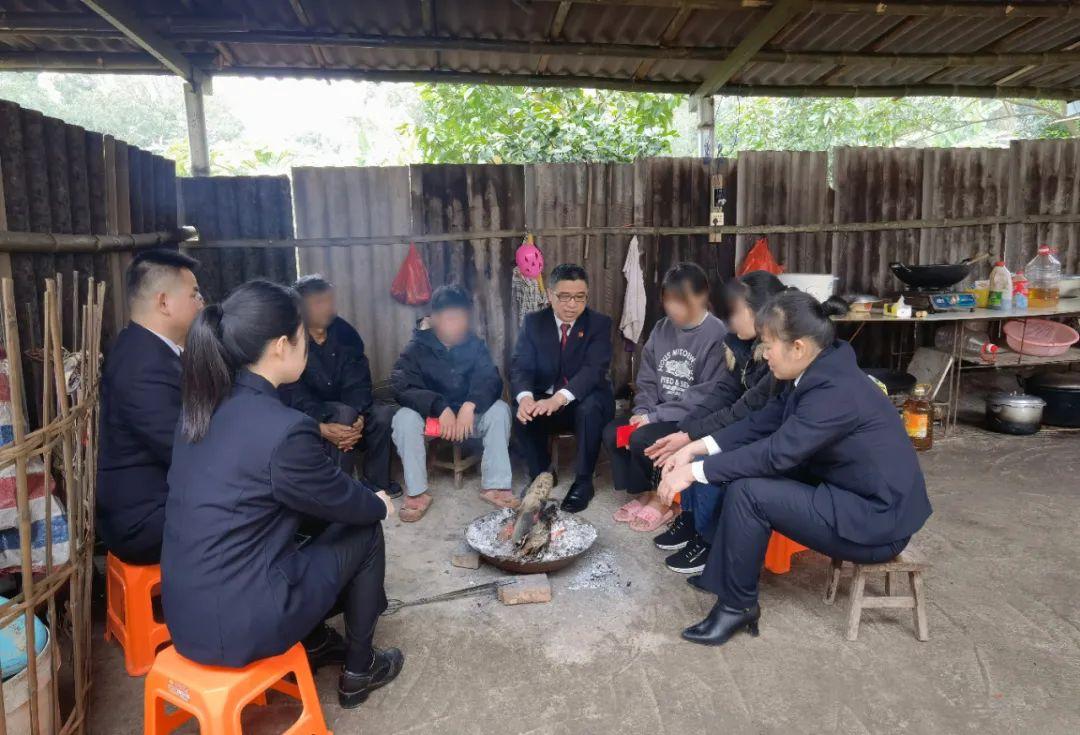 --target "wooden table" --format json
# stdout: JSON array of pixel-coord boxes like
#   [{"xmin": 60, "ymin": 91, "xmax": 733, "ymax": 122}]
[{"xmin": 836, "ymin": 299, "xmax": 1080, "ymax": 432}]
